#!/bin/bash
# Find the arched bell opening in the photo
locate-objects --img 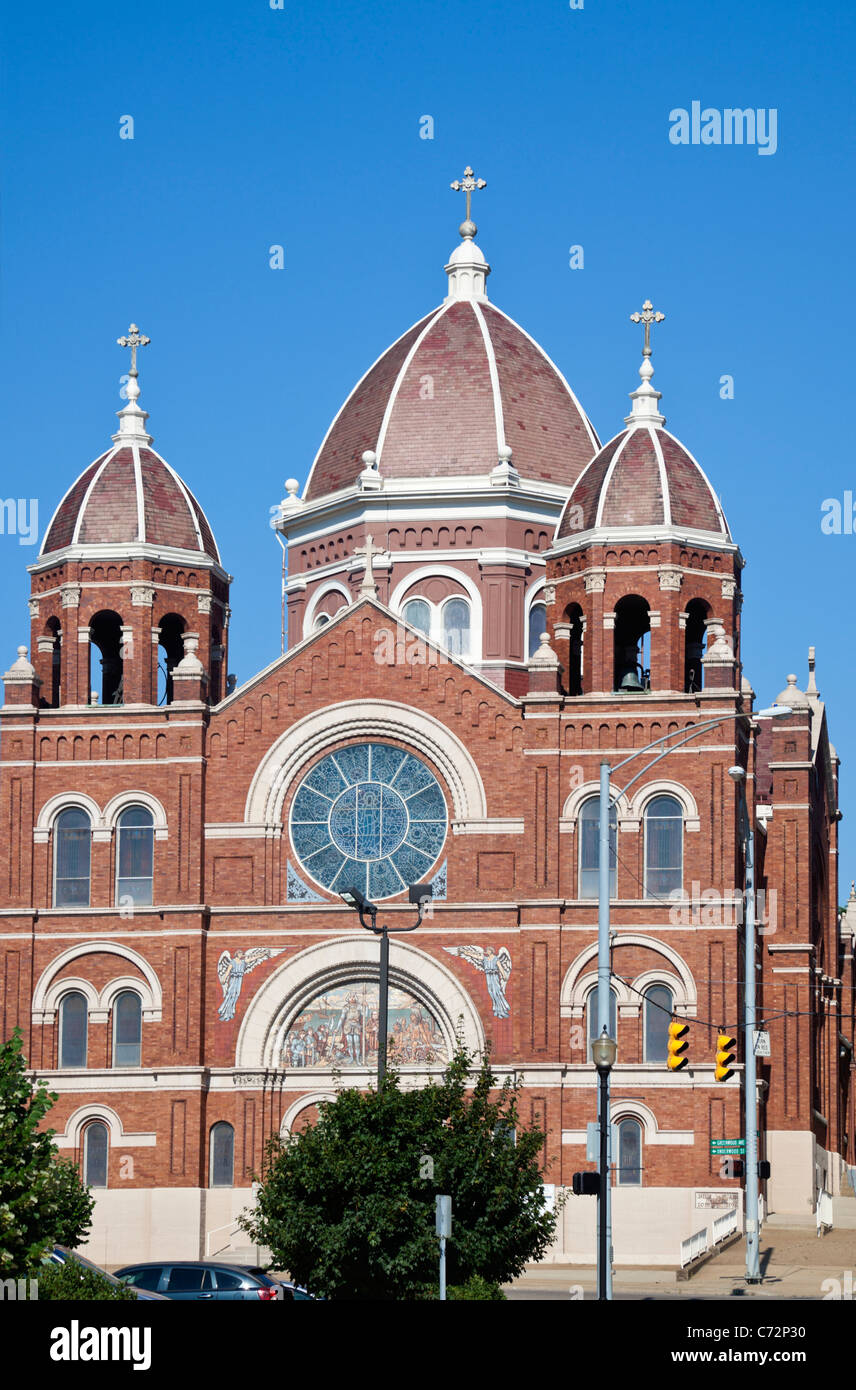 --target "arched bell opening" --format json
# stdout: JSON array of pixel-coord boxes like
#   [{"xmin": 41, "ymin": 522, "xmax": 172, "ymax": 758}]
[
  {"xmin": 684, "ymin": 598, "xmax": 710, "ymax": 693},
  {"xmin": 209, "ymin": 625, "xmax": 222, "ymax": 705},
  {"xmin": 157, "ymin": 613, "xmax": 186, "ymax": 706},
  {"xmin": 89, "ymin": 610, "xmax": 124, "ymax": 706},
  {"xmin": 44, "ymin": 616, "xmax": 62, "ymax": 708},
  {"xmin": 613, "ymin": 595, "xmax": 650, "ymax": 692},
  {"xmin": 564, "ymin": 602, "xmax": 584, "ymax": 696}
]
